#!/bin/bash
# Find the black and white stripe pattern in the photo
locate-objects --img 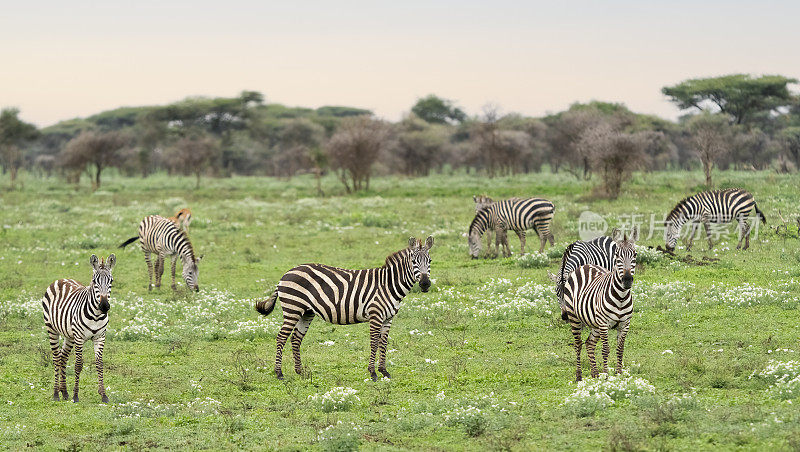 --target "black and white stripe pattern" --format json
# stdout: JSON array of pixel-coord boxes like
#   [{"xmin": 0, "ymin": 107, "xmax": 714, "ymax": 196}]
[
  {"xmin": 562, "ymin": 228, "xmax": 637, "ymax": 381},
  {"xmin": 550, "ymin": 234, "xmax": 617, "ymax": 319},
  {"xmin": 665, "ymin": 188, "xmax": 766, "ymax": 252},
  {"xmin": 42, "ymin": 254, "xmax": 115, "ymax": 403},
  {"xmin": 119, "ymin": 215, "xmax": 200, "ymax": 291},
  {"xmin": 468, "ymin": 197, "xmax": 555, "ymax": 257},
  {"xmin": 255, "ymin": 236, "xmax": 434, "ymax": 381},
  {"xmin": 473, "ymin": 195, "xmax": 496, "ymax": 255}
]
